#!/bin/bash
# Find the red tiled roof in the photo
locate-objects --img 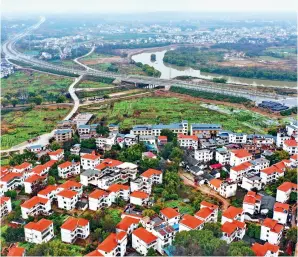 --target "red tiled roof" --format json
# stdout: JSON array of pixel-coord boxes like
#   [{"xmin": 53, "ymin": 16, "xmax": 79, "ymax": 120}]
[
  {"xmin": 251, "ymin": 242, "xmax": 279, "ymax": 256},
  {"xmin": 58, "ymin": 161, "xmax": 72, "ymax": 169},
  {"xmin": 59, "ymin": 180, "xmax": 82, "ymax": 190},
  {"xmin": 277, "ymin": 182, "xmax": 298, "ymax": 192},
  {"xmin": 284, "ymin": 139, "xmax": 298, "ymax": 147},
  {"xmin": 43, "ymin": 160, "xmax": 57, "ymax": 168},
  {"xmin": 200, "ymin": 201, "xmax": 218, "ymax": 210},
  {"xmin": 141, "ymin": 168, "xmax": 162, "ymax": 178},
  {"xmin": 262, "ymin": 218, "xmax": 283, "ymax": 233},
  {"xmin": 177, "ymin": 134, "xmax": 197, "ymax": 141},
  {"xmin": 38, "ymin": 185, "xmax": 57, "ymax": 196},
  {"xmin": 158, "ymin": 136, "xmax": 167, "ymax": 140},
  {"xmin": 61, "ymin": 217, "xmax": 89, "ymax": 231},
  {"xmin": 195, "ymin": 207, "xmax": 213, "ymax": 219},
  {"xmin": 94, "ymin": 159, "xmax": 122, "ymax": 170},
  {"xmin": 231, "ymin": 161, "xmax": 252, "ymax": 172},
  {"xmin": 231, "ymin": 149, "xmax": 252, "ymax": 158},
  {"xmin": 261, "ymin": 164, "xmax": 284, "ymax": 175},
  {"xmin": 160, "ymin": 207, "xmax": 180, "ymax": 219},
  {"xmin": 97, "ymin": 232, "xmax": 126, "ymax": 253},
  {"xmin": 222, "ymin": 206, "xmax": 243, "ymax": 219},
  {"xmin": 48, "ymin": 149, "xmax": 64, "ymax": 155},
  {"xmin": 14, "ymin": 162, "xmax": 31, "ymax": 170},
  {"xmin": 25, "ymin": 174, "xmax": 46, "ymax": 183},
  {"xmin": 291, "ymin": 154, "xmax": 298, "ymax": 160},
  {"xmin": 7, "ymin": 246, "xmax": 25, "ymax": 257},
  {"xmin": 84, "ymin": 250, "xmax": 103, "ymax": 257},
  {"xmin": 57, "ymin": 189, "xmax": 77, "ymax": 199},
  {"xmin": 116, "ymin": 216, "xmax": 139, "ymax": 231},
  {"xmin": 130, "ymin": 191, "xmax": 149, "ymax": 199},
  {"xmin": 1, "ymin": 172, "xmax": 22, "ymax": 182},
  {"xmin": 24, "ymin": 219, "xmax": 53, "ymax": 232},
  {"xmin": 82, "ymin": 153, "xmax": 101, "ymax": 161},
  {"xmin": 31, "ymin": 165, "xmax": 47, "ymax": 175},
  {"xmin": 89, "ymin": 189, "xmax": 108, "ymax": 199},
  {"xmin": 221, "ymin": 220, "xmax": 246, "ymax": 236},
  {"xmin": 132, "ymin": 227, "xmax": 157, "ymax": 244},
  {"xmin": 274, "ymin": 202, "xmax": 289, "ymax": 213},
  {"xmin": 107, "ymin": 184, "xmax": 129, "ymax": 193},
  {"xmin": 243, "ymin": 191, "xmax": 262, "ymax": 205},
  {"xmin": 209, "ymin": 178, "xmax": 222, "ymax": 188},
  {"xmin": 0, "ymin": 196, "xmax": 10, "ymax": 206},
  {"xmin": 20, "ymin": 196, "xmax": 49, "ymax": 209},
  {"xmin": 180, "ymin": 214, "xmax": 203, "ymax": 229}
]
